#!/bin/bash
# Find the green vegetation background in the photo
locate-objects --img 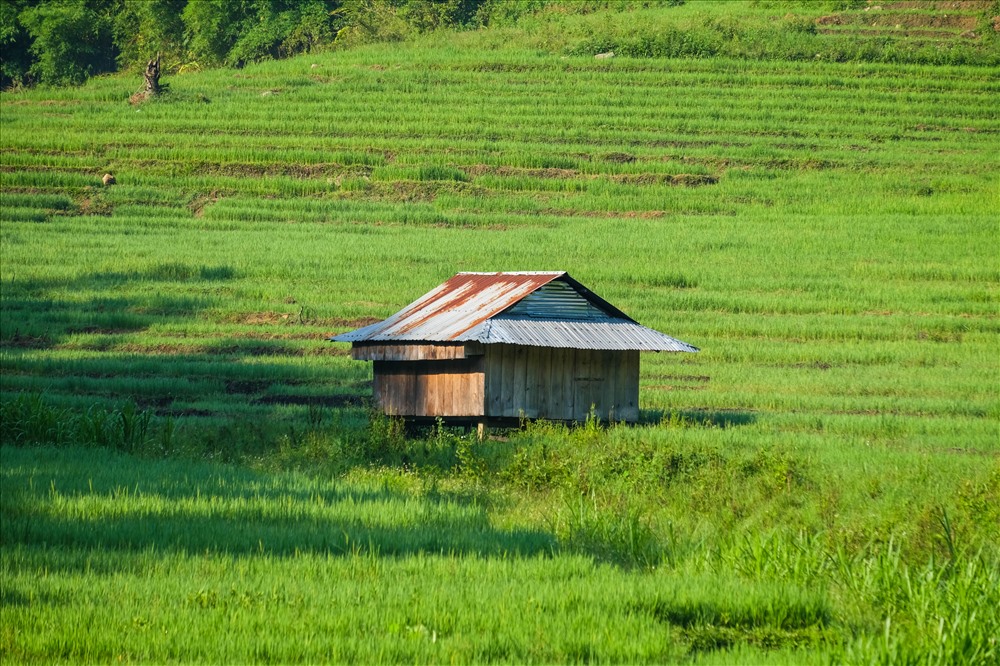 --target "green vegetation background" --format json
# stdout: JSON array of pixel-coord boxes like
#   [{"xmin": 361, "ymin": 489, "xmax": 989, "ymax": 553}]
[
  {"xmin": 2, "ymin": 0, "xmax": 999, "ymax": 663},
  {"xmin": 3, "ymin": 0, "xmax": 999, "ymax": 88}
]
